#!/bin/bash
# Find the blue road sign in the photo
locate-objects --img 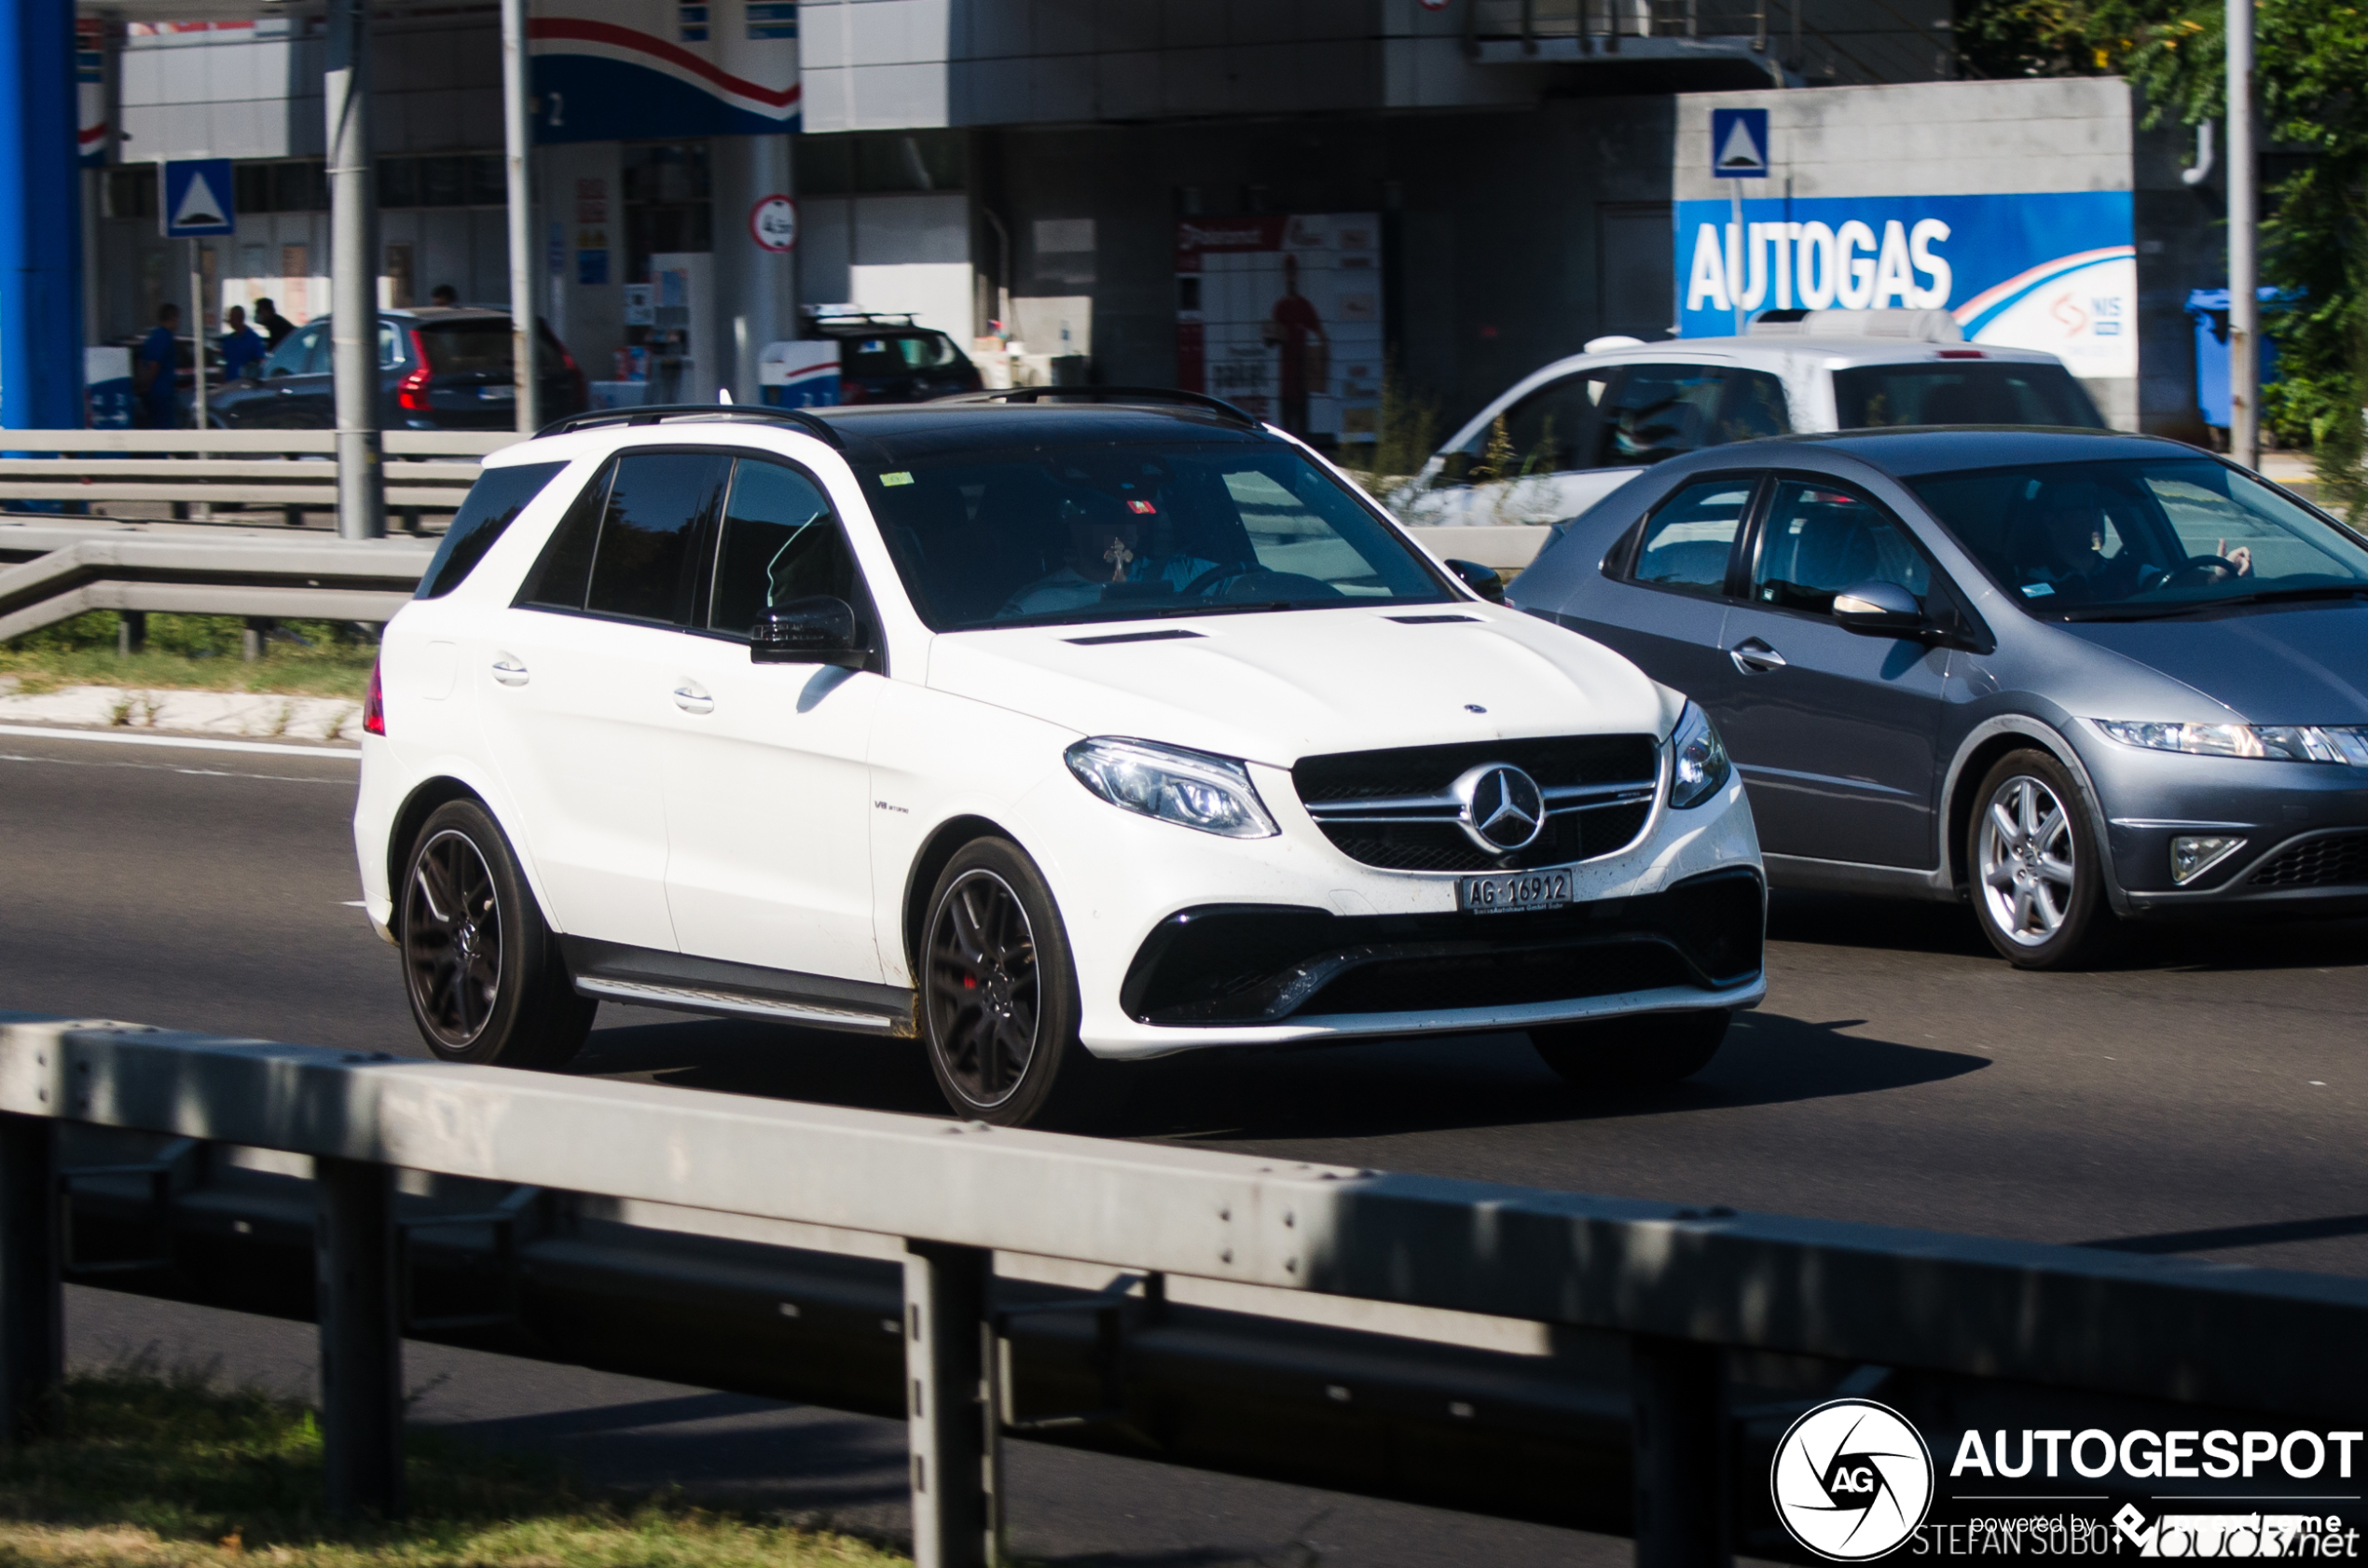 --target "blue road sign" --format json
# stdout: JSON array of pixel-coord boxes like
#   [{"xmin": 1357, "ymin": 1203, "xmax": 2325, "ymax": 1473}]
[
  {"xmin": 162, "ymin": 158, "xmax": 236, "ymax": 237},
  {"xmin": 1711, "ymin": 108, "xmax": 1769, "ymax": 179}
]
